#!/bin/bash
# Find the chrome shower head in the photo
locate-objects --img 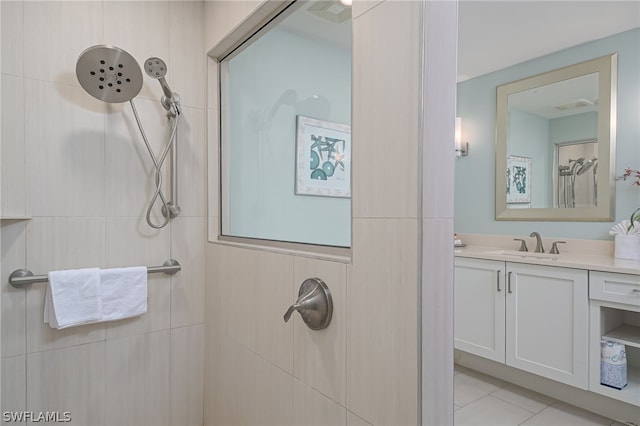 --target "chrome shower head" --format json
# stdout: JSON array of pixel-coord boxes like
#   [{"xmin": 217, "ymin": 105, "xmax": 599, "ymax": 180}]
[
  {"xmin": 144, "ymin": 57, "xmax": 174, "ymax": 101},
  {"xmin": 145, "ymin": 57, "xmax": 167, "ymax": 78},
  {"xmin": 576, "ymin": 158, "xmax": 596, "ymax": 176},
  {"xmin": 76, "ymin": 45, "xmax": 143, "ymax": 103}
]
